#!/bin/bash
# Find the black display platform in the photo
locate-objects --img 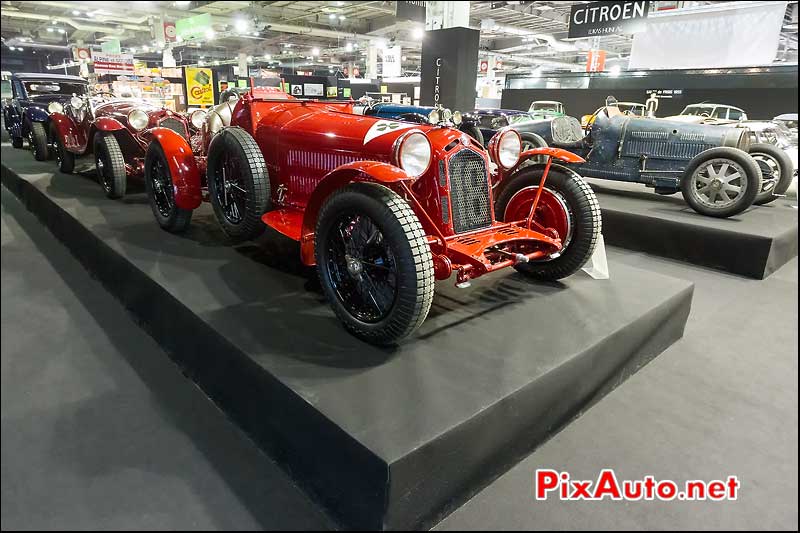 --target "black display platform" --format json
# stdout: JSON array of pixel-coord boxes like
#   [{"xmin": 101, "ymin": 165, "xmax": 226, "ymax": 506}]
[
  {"xmin": 2, "ymin": 146, "xmax": 693, "ymax": 530},
  {"xmin": 590, "ymin": 180, "xmax": 798, "ymax": 279}
]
